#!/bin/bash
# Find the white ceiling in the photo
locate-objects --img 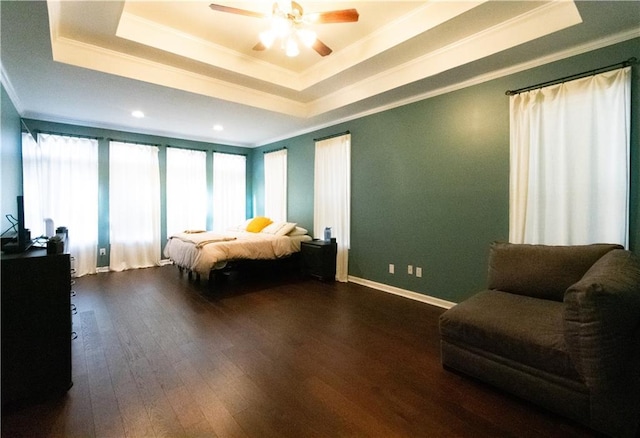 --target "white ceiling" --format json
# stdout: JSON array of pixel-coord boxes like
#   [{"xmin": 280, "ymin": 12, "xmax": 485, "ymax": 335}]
[{"xmin": 2, "ymin": 1, "xmax": 639, "ymax": 147}]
